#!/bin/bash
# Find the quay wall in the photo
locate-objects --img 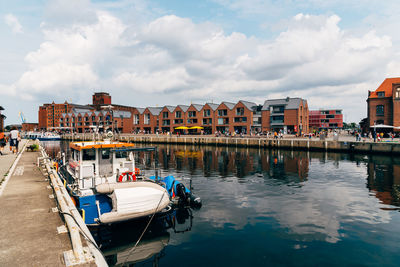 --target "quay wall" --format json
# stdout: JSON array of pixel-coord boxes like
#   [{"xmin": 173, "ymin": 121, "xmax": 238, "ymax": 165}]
[{"xmin": 61, "ymin": 134, "xmax": 400, "ymax": 155}]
